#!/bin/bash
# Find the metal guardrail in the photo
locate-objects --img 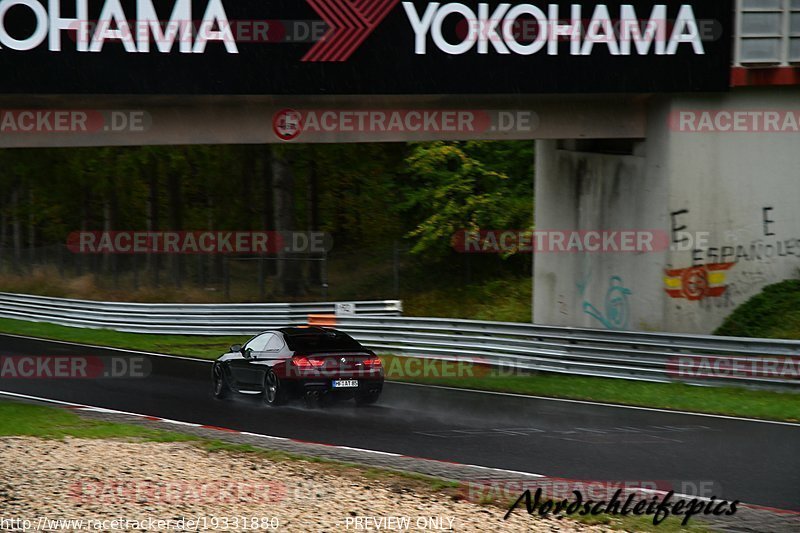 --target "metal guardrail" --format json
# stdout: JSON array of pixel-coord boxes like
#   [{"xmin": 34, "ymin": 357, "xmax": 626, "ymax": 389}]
[
  {"xmin": 0, "ymin": 292, "xmax": 402, "ymax": 334},
  {"xmin": 0, "ymin": 292, "xmax": 797, "ymax": 389},
  {"xmin": 318, "ymin": 316, "xmax": 800, "ymax": 389}
]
